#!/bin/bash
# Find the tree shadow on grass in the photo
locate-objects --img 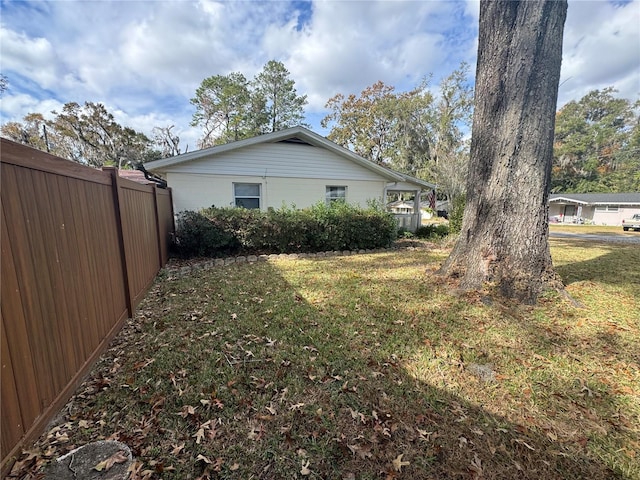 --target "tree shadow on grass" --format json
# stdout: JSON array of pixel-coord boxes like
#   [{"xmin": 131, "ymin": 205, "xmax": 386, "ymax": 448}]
[
  {"xmin": 10, "ymin": 252, "xmax": 633, "ymax": 479},
  {"xmin": 551, "ymin": 241, "xmax": 640, "ymax": 291}
]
